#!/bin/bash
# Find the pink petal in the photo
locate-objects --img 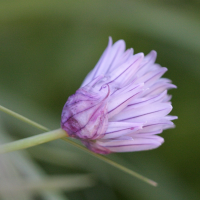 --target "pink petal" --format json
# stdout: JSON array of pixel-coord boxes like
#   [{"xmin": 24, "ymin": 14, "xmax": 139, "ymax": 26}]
[
  {"xmin": 96, "ymin": 135, "xmax": 164, "ymax": 152},
  {"xmin": 108, "ymin": 83, "xmax": 144, "ymax": 118},
  {"xmin": 110, "ymin": 102, "xmax": 172, "ymax": 123},
  {"xmin": 102, "ymin": 121, "xmax": 143, "ymax": 139},
  {"xmin": 127, "ymin": 90, "xmax": 167, "ymax": 109},
  {"xmin": 106, "ymin": 53, "xmax": 144, "ymax": 89},
  {"xmin": 134, "ymin": 67, "xmax": 168, "ymax": 89},
  {"xmin": 136, "ymin": 50, "xmax": 157, "ymax": 77}
]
